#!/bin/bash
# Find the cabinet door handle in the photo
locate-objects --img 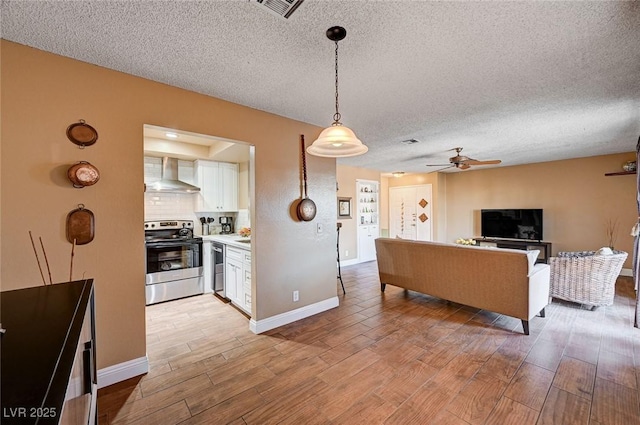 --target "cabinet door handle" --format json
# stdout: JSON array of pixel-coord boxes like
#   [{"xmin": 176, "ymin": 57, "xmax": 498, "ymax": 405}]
[{"xmin": 83, "ymin": 341, "xmax": 93, "ymax": 394}]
